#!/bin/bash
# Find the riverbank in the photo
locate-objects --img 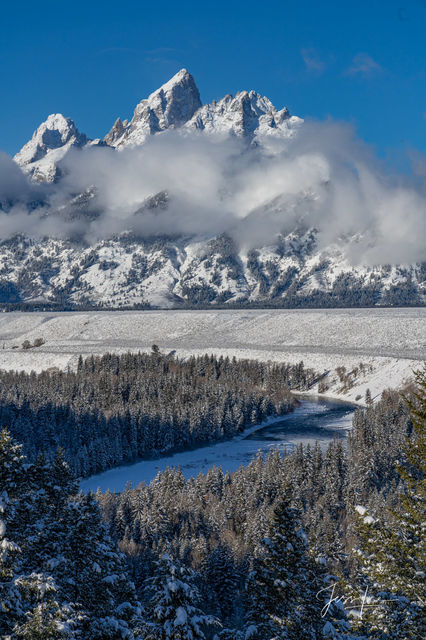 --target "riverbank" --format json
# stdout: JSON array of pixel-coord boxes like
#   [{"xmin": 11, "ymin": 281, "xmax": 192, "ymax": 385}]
[
  {"xmin": 80, "ymin": 411, "xmax": 295, "ymax": 493},
  {"xmin": 80, "ymin": 397, "xmax": 355, "ymax": 493}
]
